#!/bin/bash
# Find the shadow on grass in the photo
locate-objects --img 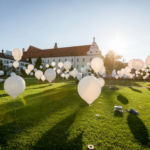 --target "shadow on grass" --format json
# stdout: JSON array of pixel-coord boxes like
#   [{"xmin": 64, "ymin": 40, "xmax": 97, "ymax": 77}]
[
  {"xmin": 0, "ymin": 84, "xmax": 86, "ymax": 149},
  {"xmin": 117, "ymin": 94, "xmax": 129, "ymax": 105},
  {"xmin": 32, "ymin": 113, "xmax": 83, "ymax": 150},
  {"xmin": 147, "ymin": 88, "xmax": 150, "ymax": 91},
  {"xmin": 129, "ymin": 87, "xmax": 142, "ymax": 93},
  {"xmin": 0, "ymin": 94, "xmax": 8, "ymax": 98},
  {"xmin": 114, "ymin": 111, "xmax": 123, "ymax": 117},
  {"xmin": 127, "ymin": 114, "xmax": 150, "ymax": 147}
]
